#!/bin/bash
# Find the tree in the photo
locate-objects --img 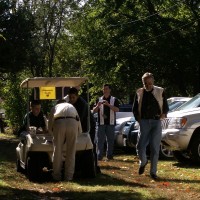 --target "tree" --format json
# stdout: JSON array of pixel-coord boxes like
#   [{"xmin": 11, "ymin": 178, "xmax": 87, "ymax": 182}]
[{"xmin": 0, "ymin": 0, "xmax": 34, "ymax": 73}]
